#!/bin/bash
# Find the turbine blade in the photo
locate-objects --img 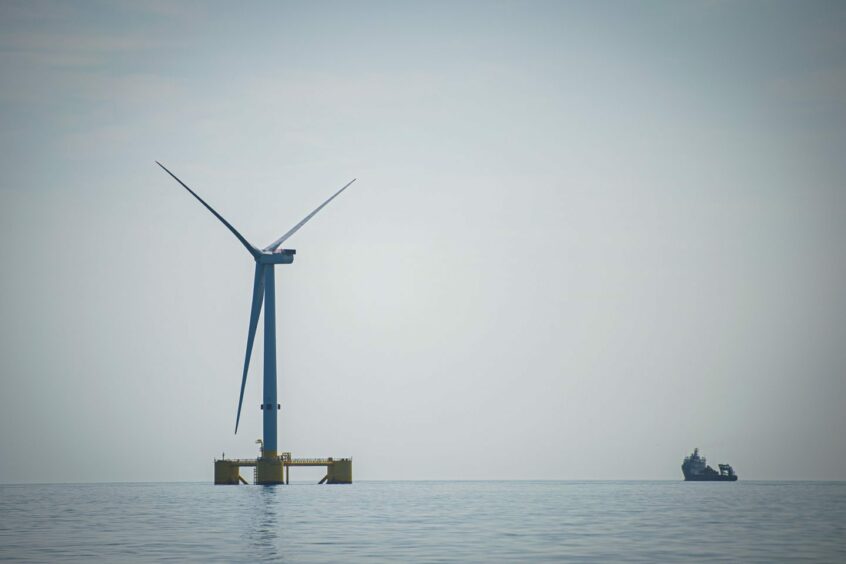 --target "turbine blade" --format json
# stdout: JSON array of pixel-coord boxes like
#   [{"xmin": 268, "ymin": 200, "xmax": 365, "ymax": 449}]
[
  {"xmin": 263, "ymin": 178, "xmax": 356, "ymax": 252},
  {"xmin": 235, "ymin": 263, "xmax": 266, "ymax": 434},
  {"xmin": 156, "ymin": 161, "xmax": 259, "ymax": 258}
]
